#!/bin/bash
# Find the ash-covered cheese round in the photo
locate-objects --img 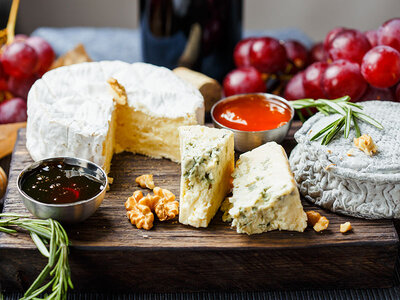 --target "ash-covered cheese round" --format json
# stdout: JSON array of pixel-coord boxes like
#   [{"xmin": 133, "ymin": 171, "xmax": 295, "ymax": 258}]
[
  {"xmin": 27, "ymin": 61, "xmax": 204, "ymax": 171},
  {"xmin": 289, "ymin": 101, "xmax": 400, "ymax": 219}
]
